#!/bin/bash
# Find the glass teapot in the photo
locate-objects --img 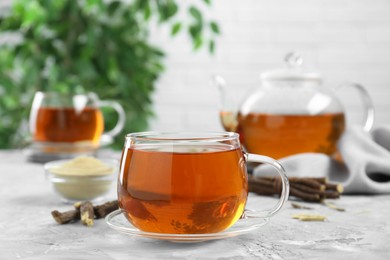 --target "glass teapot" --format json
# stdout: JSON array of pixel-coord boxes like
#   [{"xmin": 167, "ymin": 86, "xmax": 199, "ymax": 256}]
[{"xmin": 214, "ymin": 53, "xmax": 375, "ymax": 159}]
